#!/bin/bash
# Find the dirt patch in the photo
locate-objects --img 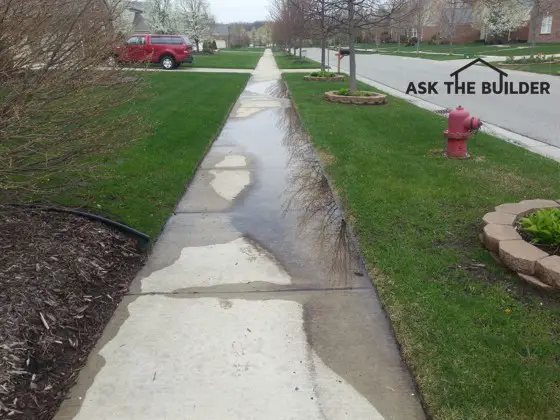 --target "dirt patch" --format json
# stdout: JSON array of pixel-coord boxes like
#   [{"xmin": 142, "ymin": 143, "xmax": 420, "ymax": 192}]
[{"xmin": 0, "ymin": 206, "xmax": 145, "ymax": 419}]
